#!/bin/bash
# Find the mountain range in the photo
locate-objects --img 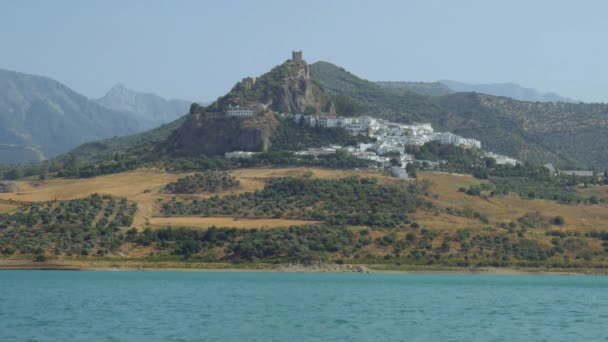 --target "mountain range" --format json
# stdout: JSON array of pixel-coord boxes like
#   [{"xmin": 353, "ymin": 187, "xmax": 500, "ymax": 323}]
[
  {"xmin": 376, "ymin": 80, "xmax": 575, "ymax": 102},
  {"xmin": 95, "ymin": 83, "xmax": 191, "ymax": 125},
  {"xmin": 0, "ymin": 69, "xmax": 191, "ymax": 164}
]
